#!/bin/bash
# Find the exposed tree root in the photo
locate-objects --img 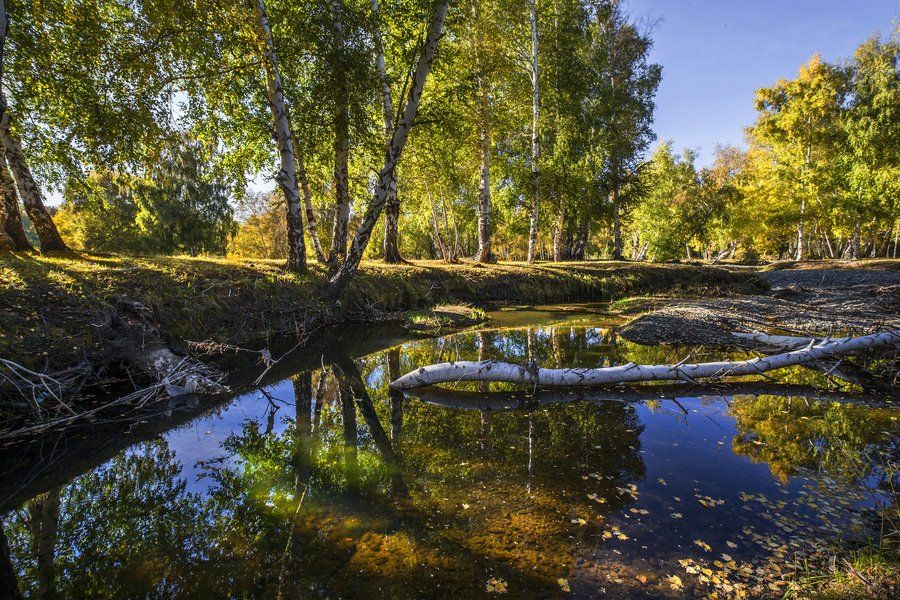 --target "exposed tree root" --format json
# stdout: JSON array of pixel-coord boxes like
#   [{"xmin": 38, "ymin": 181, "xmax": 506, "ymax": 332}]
[{"xmin": 0, "ymin": 298, "xmax": 227, "ymax": 432}]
